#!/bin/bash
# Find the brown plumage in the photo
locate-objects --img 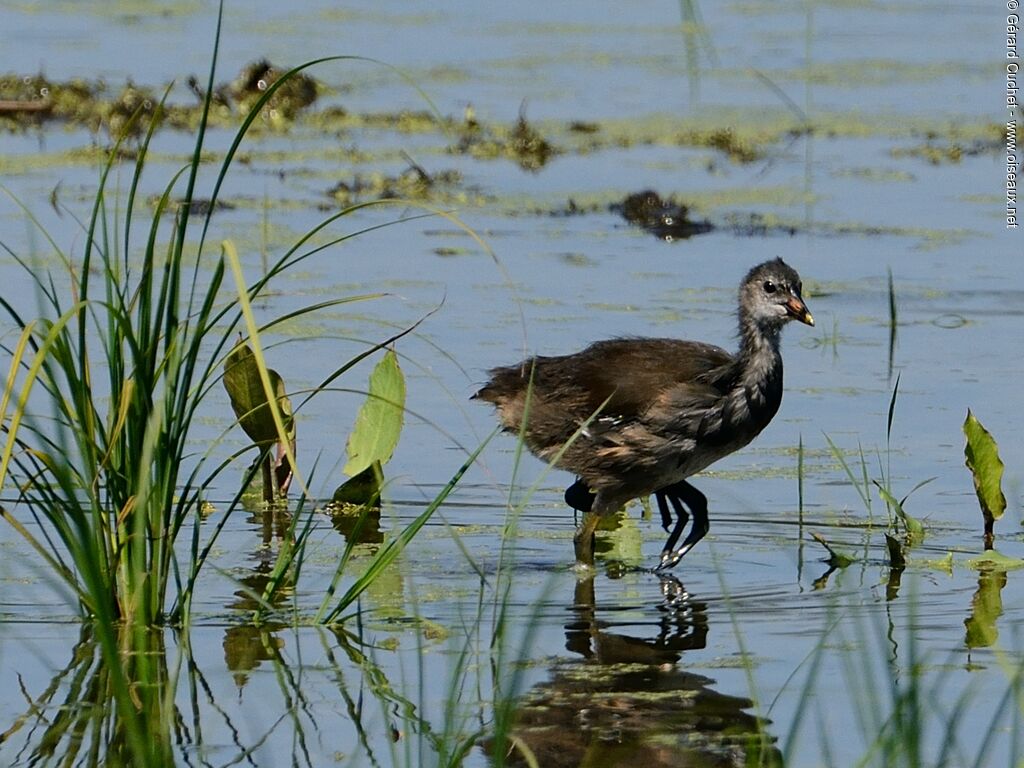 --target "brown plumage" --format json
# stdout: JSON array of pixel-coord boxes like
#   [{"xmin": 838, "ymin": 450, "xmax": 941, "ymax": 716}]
[{"xmin": 474, "ymin": 258, "xmax": 814, "ymax": 569}]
